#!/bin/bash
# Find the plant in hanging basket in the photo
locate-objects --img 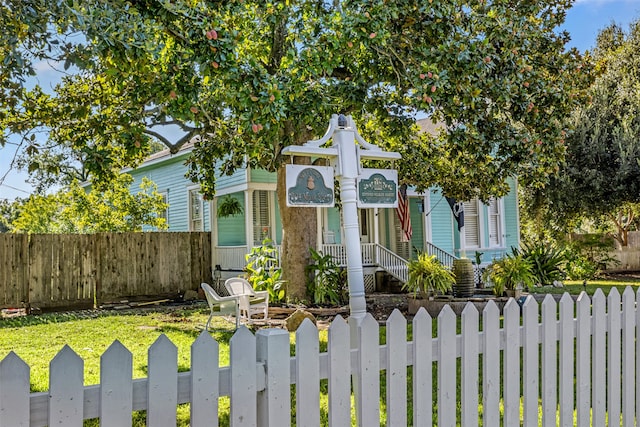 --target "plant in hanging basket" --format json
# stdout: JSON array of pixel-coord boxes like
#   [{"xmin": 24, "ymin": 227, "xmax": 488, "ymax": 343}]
[{"xmin": 217, "ymin": 194, "xmax": 243, "ymax": 218}]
